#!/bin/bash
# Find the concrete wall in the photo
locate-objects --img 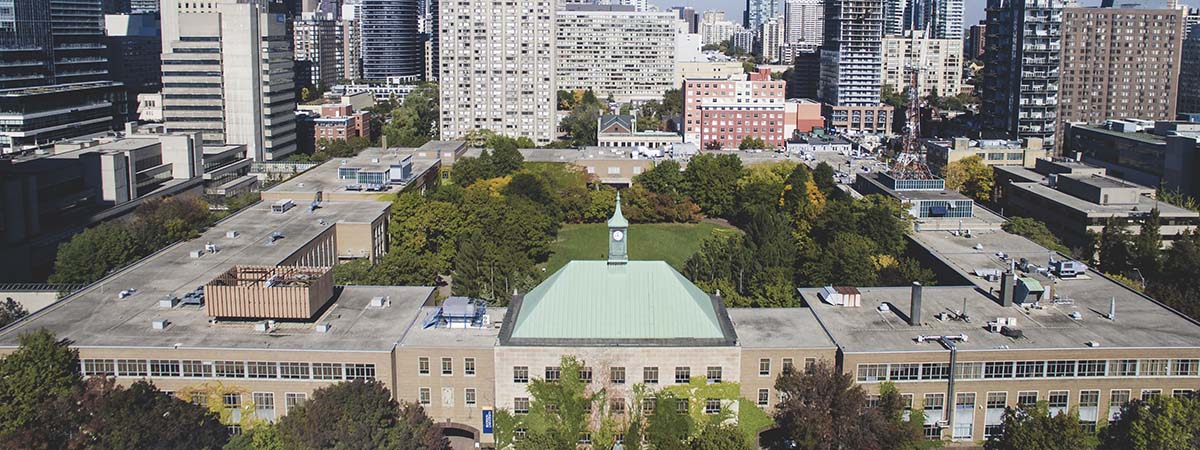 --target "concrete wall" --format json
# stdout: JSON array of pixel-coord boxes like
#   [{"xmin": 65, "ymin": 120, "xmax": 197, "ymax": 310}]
[{"xmin": 394, "ymin": 346, "xmax": 497, "ymax": 443}]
